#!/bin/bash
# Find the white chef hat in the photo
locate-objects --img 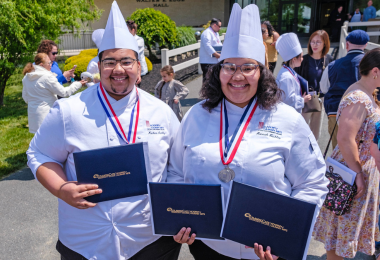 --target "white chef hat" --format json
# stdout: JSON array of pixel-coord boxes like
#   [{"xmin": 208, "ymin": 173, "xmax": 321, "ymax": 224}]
[
  {"xmin": 219, "ymin": 3, "xmax": 265, "ymax": 65},
  {"xmin": 275, "ymin": 33, "xmax": 303, "ymax": 62},
  {"xmin": 92, "ymin": 29, "xmax": 105, "ymax": 49},
  {"xmin": 98, "ymin": 1, "xmax": 138, "ymax": 54}
]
